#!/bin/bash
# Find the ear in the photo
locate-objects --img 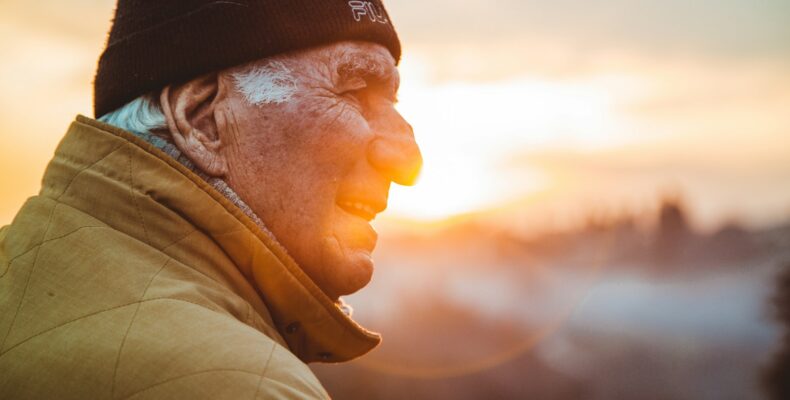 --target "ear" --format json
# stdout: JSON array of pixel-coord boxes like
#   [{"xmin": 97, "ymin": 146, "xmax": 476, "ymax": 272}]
[{"xmin": 160, "ymin": 73, "xmax": 228, "ymax": 176}]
